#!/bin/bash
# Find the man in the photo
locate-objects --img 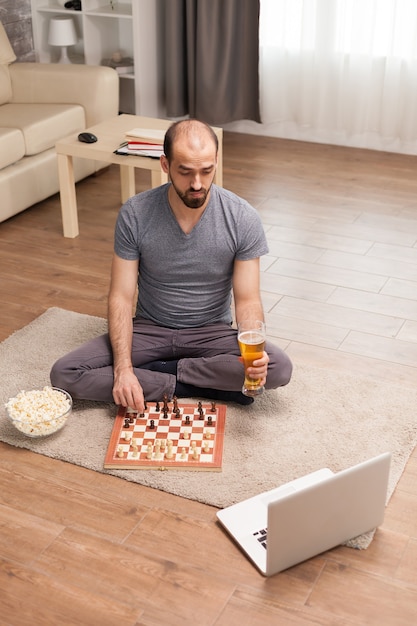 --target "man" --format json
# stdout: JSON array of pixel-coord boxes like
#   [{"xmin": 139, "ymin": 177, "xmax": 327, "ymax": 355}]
[{"xmin": 50, "ymin": 119, "xmax": 292, "ymax": 412}]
